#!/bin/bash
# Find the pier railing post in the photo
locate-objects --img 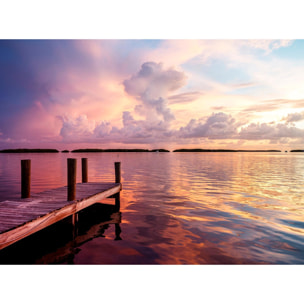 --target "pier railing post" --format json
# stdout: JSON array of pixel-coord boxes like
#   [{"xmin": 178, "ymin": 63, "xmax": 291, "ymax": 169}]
[
  {"xmin": 115, "ymin": 162, "xmax": 121, "ymax": 183},
  {"xmin": 67, "ymin": 158, "xmax": 77, "ymax": 201},
  {"xmin": 82, "ymin": 158, "xmax": 88, "ymax": 183},
  {"xmin": 21, "ymin": 159, "xmax": 31, "ymax": 198}
]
